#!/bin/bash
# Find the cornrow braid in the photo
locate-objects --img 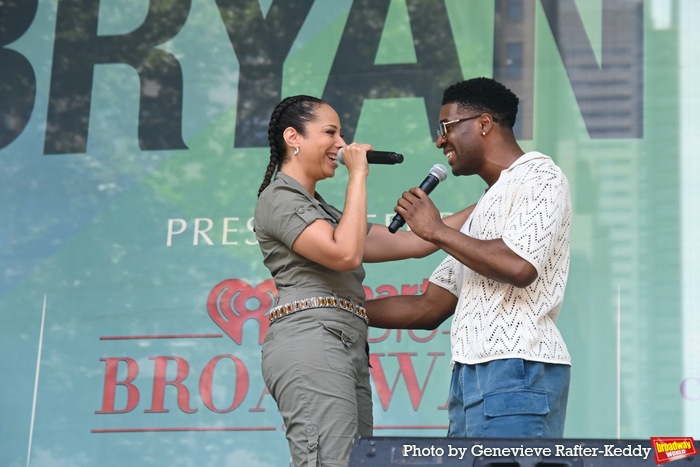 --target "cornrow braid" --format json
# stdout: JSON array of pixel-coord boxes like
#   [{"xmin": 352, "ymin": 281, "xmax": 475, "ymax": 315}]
[{"xmin": 257, "ymin": 95, "xmax": 326, "ymax": 197}]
